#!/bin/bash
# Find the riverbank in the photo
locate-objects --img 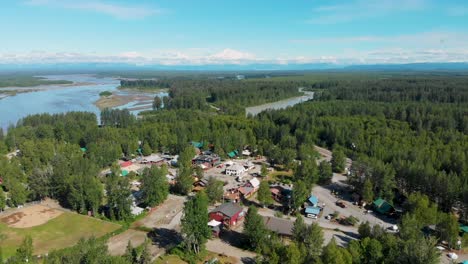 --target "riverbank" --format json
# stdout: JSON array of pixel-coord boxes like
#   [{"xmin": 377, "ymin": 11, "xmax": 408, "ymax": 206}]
[{"xmin": 118, "ymin": 86, "xmax": 169, "ymax": 93}]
